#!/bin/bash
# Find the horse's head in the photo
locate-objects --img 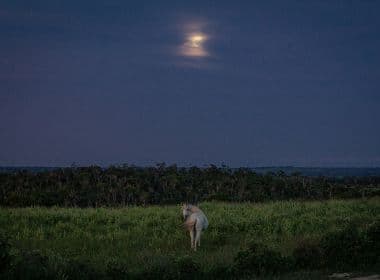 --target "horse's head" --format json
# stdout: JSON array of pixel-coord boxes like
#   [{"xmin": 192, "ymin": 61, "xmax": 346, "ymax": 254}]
[{"xmin": 181, "ymin": 203, "xmax": 192, "ymax": 220}]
